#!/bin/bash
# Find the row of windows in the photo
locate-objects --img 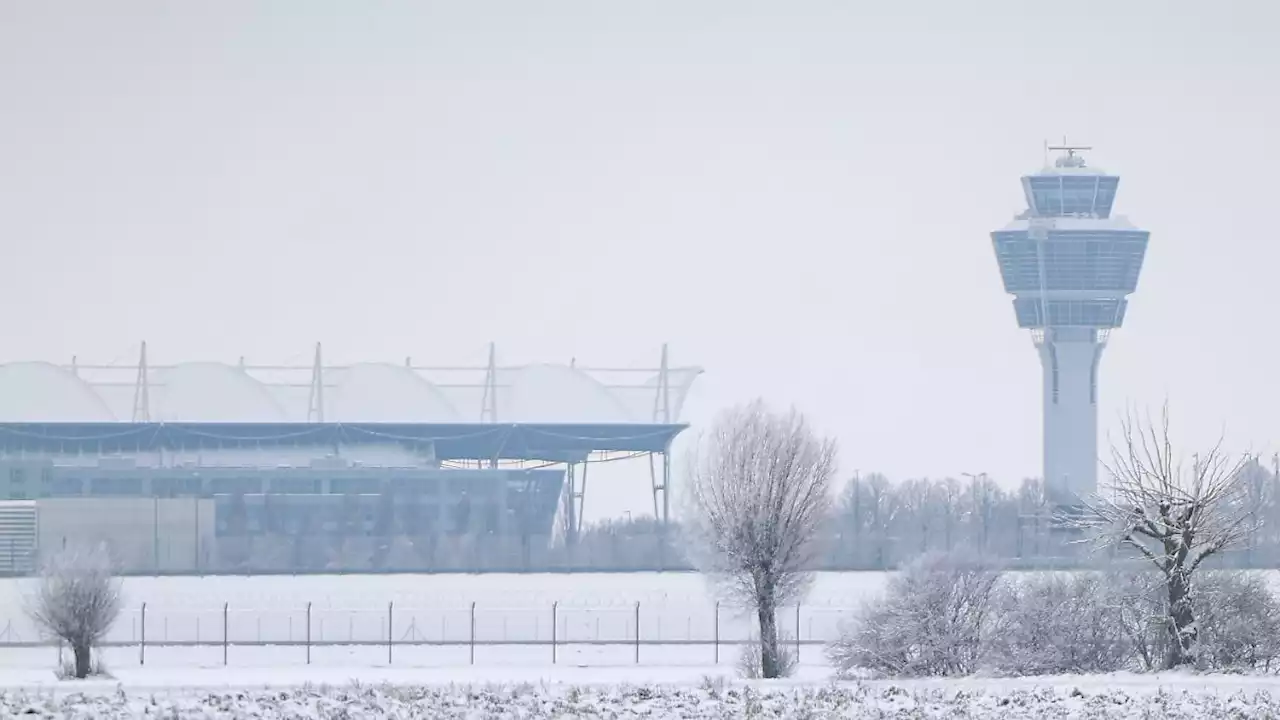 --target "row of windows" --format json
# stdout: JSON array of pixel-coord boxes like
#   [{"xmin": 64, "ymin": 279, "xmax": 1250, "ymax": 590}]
[
  {"xmin": 1012, "ymin": 298, "xmax": 1128, "ymax": 329},
  {"xmin": 1025, "ymin": 176, "xmax": 1119, "ymax": 218},
  {"xmin": 214, "ymin": 501, "xmax": 509, "ymax": 537},
  {"xmin": 2, "ymin": 475, "xmax": 527, "ymax": 498},
  {"xmin": 994, "ymin": 237, "xmax": 1148, "ymax": 293},
  {"xmin": 6, "ymin": 467, "xmax": 54, "ymax": 484}
]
